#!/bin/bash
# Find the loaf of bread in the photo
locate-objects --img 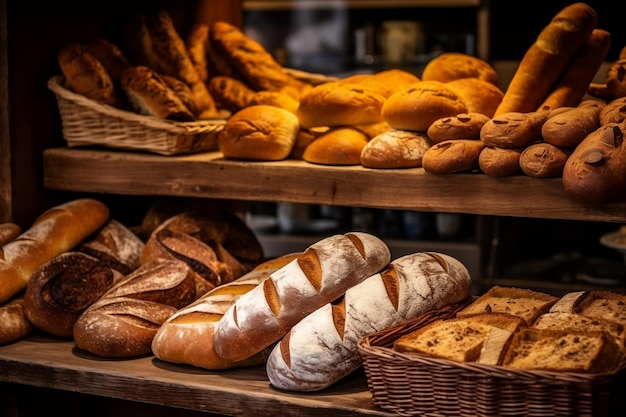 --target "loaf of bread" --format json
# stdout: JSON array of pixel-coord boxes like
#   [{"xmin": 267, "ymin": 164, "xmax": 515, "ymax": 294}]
[
  {"xmin": 562, "ymin": 123, "xmax": 626, "ymax": 204},
  {"xmin": 73, "ymin": 259, "xmax": 199, "ymax": 358},
  {"xmin": 502, "ymin": 327, "xmax": 622, "ymax": 373},
  {"xmin": 0, "ymin": 297, "xmax": 35, "ymax": 345},
  {"xmin": 248, "ymin": 90, "xmax": 299, "ymax": 114},
  {"xmin": 219, "ymin": 105, "xmax": 299, "ymax": 161},
  {"xmin": 421, "ymin": 52, "xmax": 498, "ymax": 85},
  {"xmin": 427, "ymin": 113, "xmax": 490, "ymax": 144},
  {"xmin": 494, "ymin": 3, "xmax": 598, "ymax": 116},
  {"xmin": 382, "ymin": 80, "xmax": 467, "ymax": 132},
  {"xmin": 207, "ymin": 75, "xmax": 255, "ymax": 113},
  {"xmin": 161, "ymin": 74, "xmax": 199, "ymax": 118},
  {"xmin": 576, "ymin": 291, "xmax": 626, "ymax": 325},
  {"xmin": 599, "ymin": 96, "xmax": 626, "ymax": 125},
  {"xmin": 23, "ymin": 251, "xmax": 124, "ymax": 337},
  {"xmin": 478, "ymin": 146, "xmax": 523, "ymax": 177},
  {"xmin": 0, "ymin": 198, "xmax": 109, "ymax": 304},
  {"xmin": 541, "ymin": 99, "xmax": 605, "ymax": 148},
  {"xmin": 297, "ymin": 81, "xmax": 387, "ymax": 128},
  {"xmin": 457, "ymin": 286, "xmax": 558, "ymax": 325},
  {"xmin": 302, "ymin": 127, "xmax": 369, "ymax": 166},
  {"xmin": 341, "ymin": 69, "xmax": 420, "ymax": 98},
  {"xmin": 537, "ymin": 28, "xmax": 610, "ymax": 112},
  {"xmin": 152, "ymin": 253, "xmax": 300, "ymax": 370},
  {"xmin": 185, "ymin": 23, "xmax": 210, "ymax": 84},
  {"xmin": 266, "ymin": 252, "xmax": 471, "ymax": 391},
  {"xmin": 446, "ymin": 78, "xmax": 504, "ymax": 118},
  {"xmin": 360, "ymin": 130, "xmax": 432, "ymax": 169},
  {"xmin": 0, "ymin": 223, "xmax": 21, "ymax": 246},
  {"xmin": 519, "ymin": 142, "xmax": 572, "ymax": 178},
  {"xmin": 480, "ymin": 111, "xmax": 549, "ymax": 149},
  {"xmin": 588, "ymin": 46, "xmax": 626, "ymax": 101},
  {"xmin": 83, "ymin": 38, "xmax": 131, "ymax": 83},
  {"xmin": 212, "ymin": 232, "xmax": 391, "ymax": 362},
  {"xmin": 422, "ymin": 139, "xmax": 485, "ymax": 174}
]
